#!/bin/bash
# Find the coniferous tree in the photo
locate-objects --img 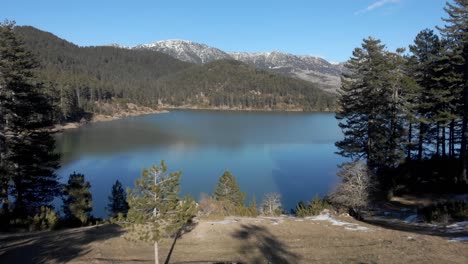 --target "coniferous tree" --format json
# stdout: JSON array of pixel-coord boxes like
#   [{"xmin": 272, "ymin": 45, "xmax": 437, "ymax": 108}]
[
  {"xmin": 0, "ymin": 21, "xmax": 60, "ymax": 217},
  {"xmin": 124, "ymin": 161, "xmax": 197, "ymax": 264},
  {"xmin": 437, "ymin": 0, "xmax": 468, "ymax": 182},
  {"xmin": 107, "ymin": 179, "xmax": 129, "ymax": 218},
  {"xmin": 336, "ymin": 37, "xmax": 405, "ymax": 173},
  {"xmin": 214, "ymin": 170, "xmax": 246, "ymax": 210},
  {"xmin": 62, "ymin": 172, "xmax": 93, "ymax": 225}
]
